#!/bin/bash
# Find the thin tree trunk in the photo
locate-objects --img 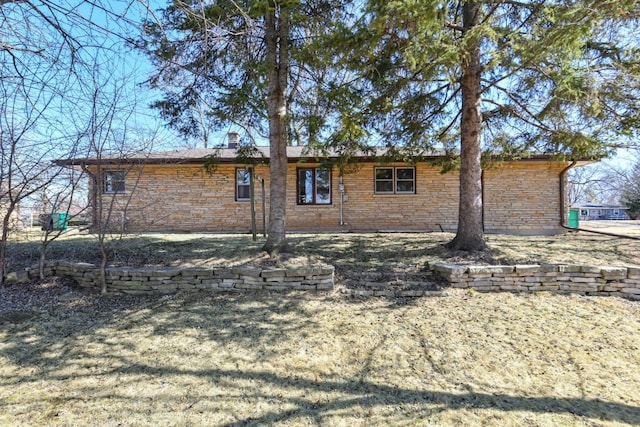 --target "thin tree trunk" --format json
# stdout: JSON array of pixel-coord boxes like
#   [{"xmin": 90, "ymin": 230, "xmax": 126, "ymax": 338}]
[
  {"xmin": 0, "ymin": 218, "xmax": 9, "ymax": 287},
  {"xmin": 39, "ymin": 243, "xmax": 47, "ymax": 280},
  {"xmin": 446, "ymin": 1, "xmax": 487, "ymax": 251},
  {"xmin": 0, "ymin": 205, "xmax": 17, "ymax": 287},
  {"xmin": 100, "ymin": 246, "xmax": 108, "ymax": 294},
  {"xmin": 263, "ymin": 3, "xmax": 290, "ymax": 255}
]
